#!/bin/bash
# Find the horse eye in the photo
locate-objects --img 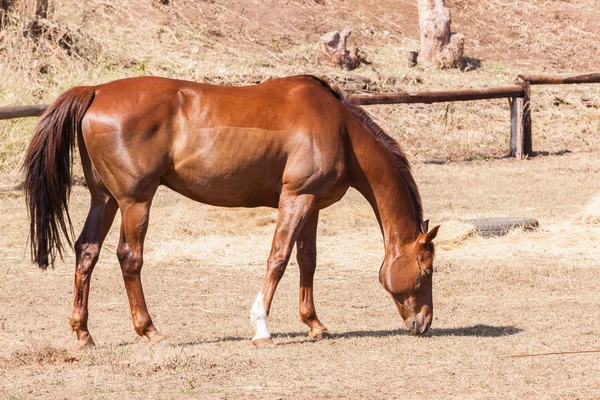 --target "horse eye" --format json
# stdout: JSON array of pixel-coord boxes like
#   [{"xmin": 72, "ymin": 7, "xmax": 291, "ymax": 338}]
[{"xmin": 414, "ymin": 277, "xmax": 422, "ymax": 293}]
